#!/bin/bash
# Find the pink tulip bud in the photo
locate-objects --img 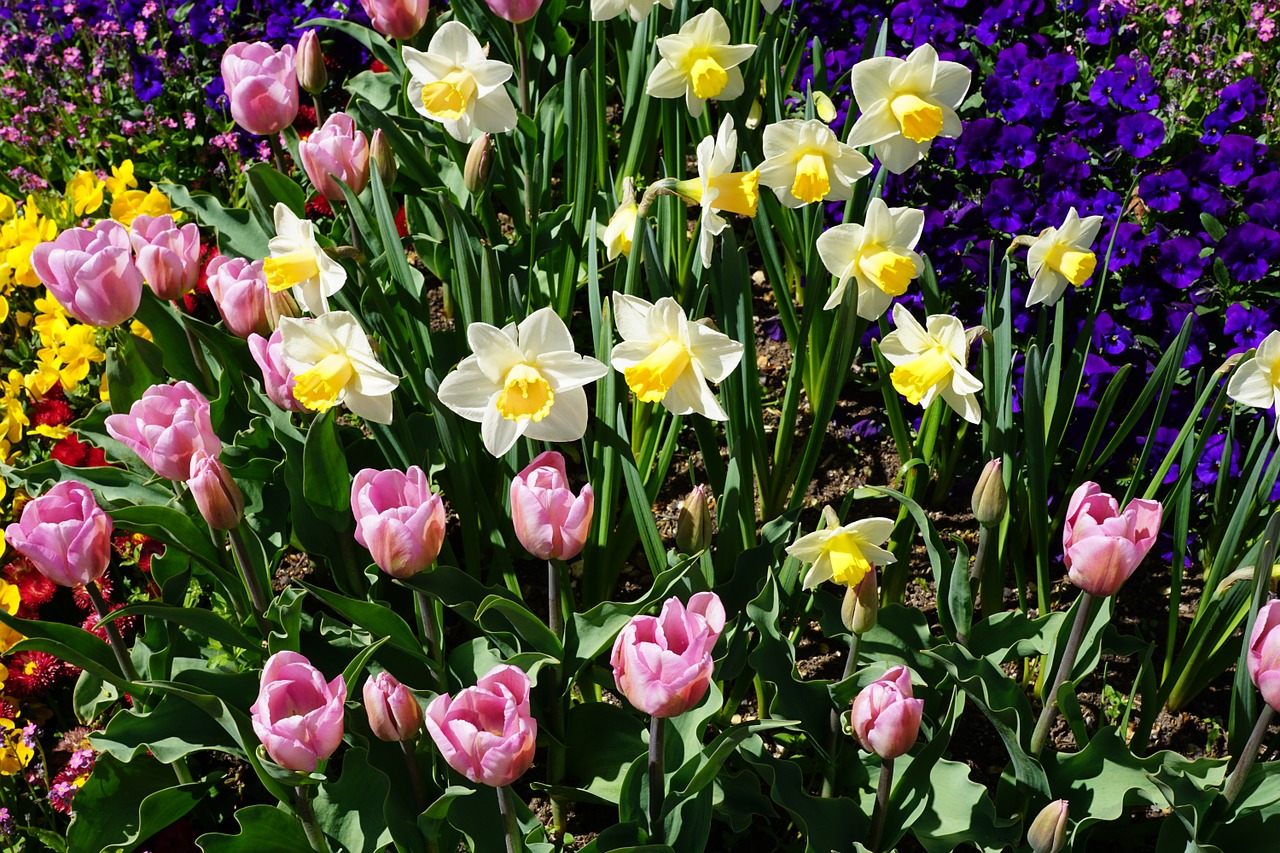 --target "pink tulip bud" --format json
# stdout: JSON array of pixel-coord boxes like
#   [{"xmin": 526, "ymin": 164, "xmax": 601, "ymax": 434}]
[
  {"xmin": 1027, "ymin": 799, "xmax": 1069, "ymax": 853},
  {"xmin": 363, "ymin": 671, "xmax": 424, "ymax": 742},
  {"xmin": 851, "ymin": 665, "xmax": 923, "ymax": 759},
  {"xmin": 207, "ymin": 255, "xmax": 293, "ymax": 339},
  {"xmin": 31, "ymin": 220, "xmax": 144, "ymax": 328},
  {"xmin": 351, "ymin": 466, "xmax": 447, "ymax": 578},
  {"xmin": 248, "ymin": 330, "xmax": 306, "ymax": 412},
  {"xmin": 485, "ymin": 0, "xmax": 542, "ymax": 23},
  {"xmin": 220, "ymin": 42, "xmax": 299, "ymax": 137},
  {"xmin": 358, "ymin": 0, "xmax": 429, "ymax": 41},
  {"xmin": 370, "ymin": 129, "xmax": 396, "ymax": 188},
  {"xmin": 105, "ymin": 381, "xmax": 222, "ymax": 481},
  {"xmin": 251, "ymin": 651, "xmax": 347, "ymax": 772},
  {"xmin": 1248, "ymin": 600, "xmax": 1280, "ymax": 713},
  {"xmin": 1063, "ymin": 482, "xmax": 1162, "ymax": 597},
  {"xmin": 424, "ymin": 664, "xmax": 537, "ymax": 787},
  {"xmin": 296, "ymin": 30, "xmax": 328, "ymax": 95},
  {"xmin": 188, "ymin": 450, "xmax": 244, "ymax": 531},
  {"xmin": 611, "ymin": 592, "xmax": 725, "ymax": 718},
  {"xmin": 128, "ymin": 214, "xmax": 201, "ymax": 301},
  {"xmin": 510, "ymin": 451, "xmax": 593, "ymax": 561},
  {"xmin": 299, "ymin": 112, "xmax": 371, "ymax": 201},
  {"xmin": 4, "ymin": 481, "xmax": 113, "ymax": 588}
]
